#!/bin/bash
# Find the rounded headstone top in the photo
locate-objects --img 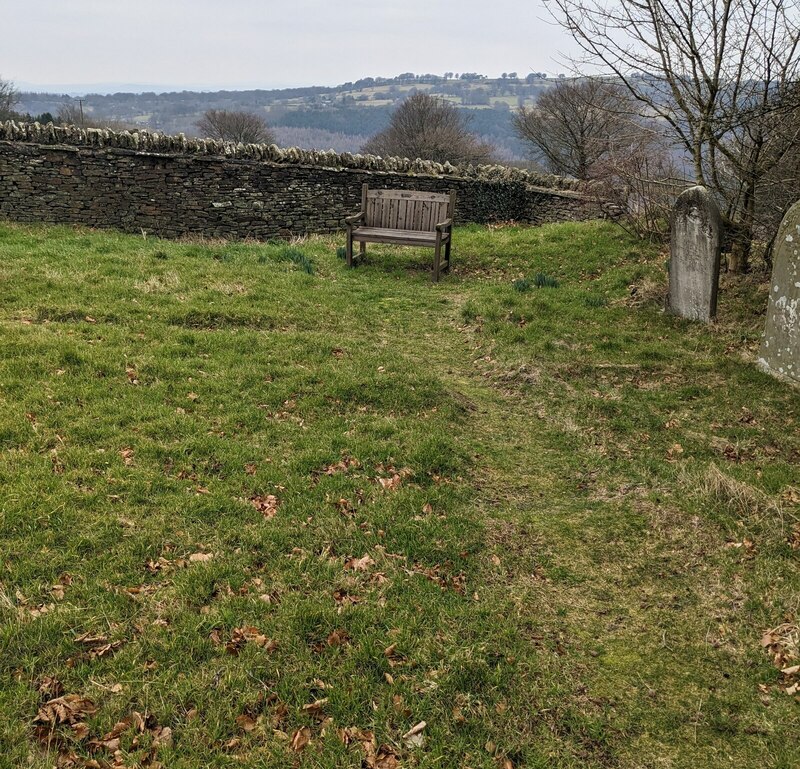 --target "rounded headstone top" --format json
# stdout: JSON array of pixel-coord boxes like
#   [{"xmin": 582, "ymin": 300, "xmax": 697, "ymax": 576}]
[{"xmin": 673, "ymin": 185, "xmax": 721, "ymax": 219}]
